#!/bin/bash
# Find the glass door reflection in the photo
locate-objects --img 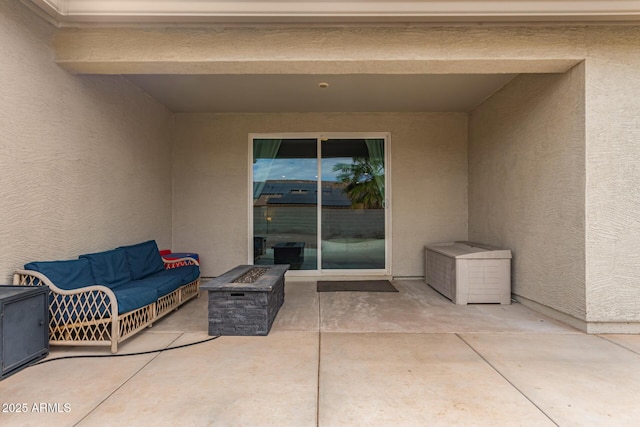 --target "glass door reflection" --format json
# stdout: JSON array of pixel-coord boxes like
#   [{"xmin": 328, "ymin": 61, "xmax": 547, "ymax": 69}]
[
  {"xmin": 252, "ymin": 138, "xmax": 317, "ymax": 270},
  {"xmin": 321, "ymin": 139, "xmax": 385, "ymax": 269}
]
